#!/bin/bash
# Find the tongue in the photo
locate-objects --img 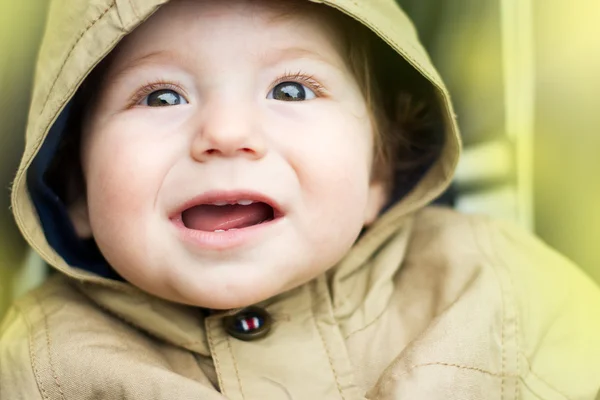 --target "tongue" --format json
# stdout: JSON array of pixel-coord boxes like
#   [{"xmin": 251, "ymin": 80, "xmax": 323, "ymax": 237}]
[{"xmin": 182, "ymin": 203, "xmax": 273, "ymax": 231}]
